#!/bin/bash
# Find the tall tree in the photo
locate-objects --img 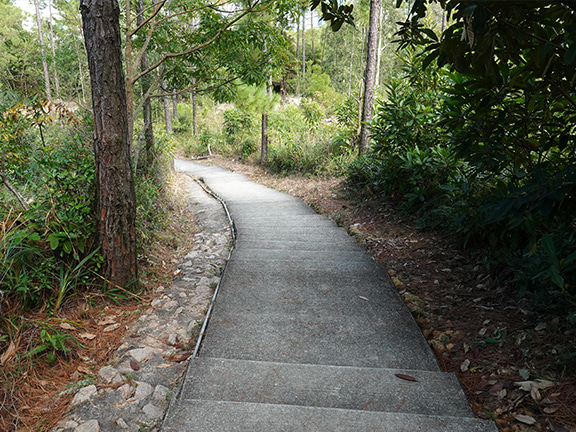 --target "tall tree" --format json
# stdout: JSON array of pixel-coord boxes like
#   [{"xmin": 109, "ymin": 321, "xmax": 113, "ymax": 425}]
[
  {"xmin": 34, "ymin": 0, "xmax": 51, "ymax": 98},
  {"xmin": 359, "ymin": 0, "xmax": 381, "ymax": 153},
  {"xmin": 81, "ymin": 0, "xmax": 138, "ymax": 290},
  {"xmin": 47, "ymin": 0, "xmax": 60, "ymax": 98}
]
